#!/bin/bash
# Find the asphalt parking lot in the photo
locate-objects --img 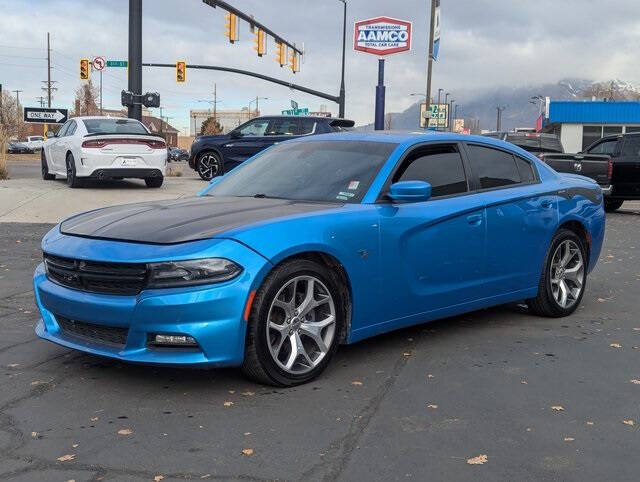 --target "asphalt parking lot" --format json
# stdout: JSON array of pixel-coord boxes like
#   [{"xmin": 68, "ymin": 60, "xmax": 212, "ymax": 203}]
[{"xmin": 0, "ymin": 199, "xmax": 639, "ymax": 480}]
